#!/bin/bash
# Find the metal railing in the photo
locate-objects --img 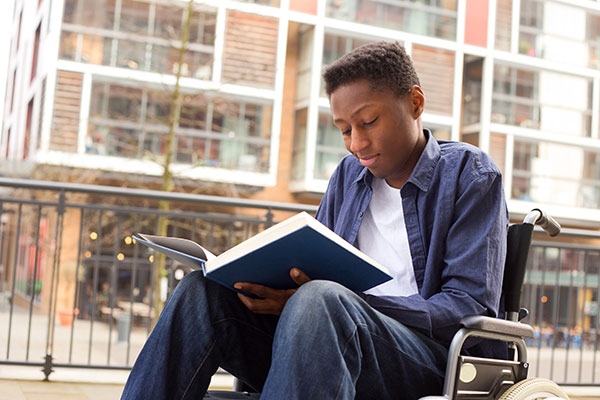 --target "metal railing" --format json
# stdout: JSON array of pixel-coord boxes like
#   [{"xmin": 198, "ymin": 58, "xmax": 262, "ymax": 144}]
[
  {"xmin": 1, "ymin": 177, "xmax": 600, "ymax": 386},
  {"xmin": 0, "ymin": 177, "xmax": 316, "ymax": 379},
  {"xmin": 522, "ymin": 239, "xmax": 600, "ymax": 385}
]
